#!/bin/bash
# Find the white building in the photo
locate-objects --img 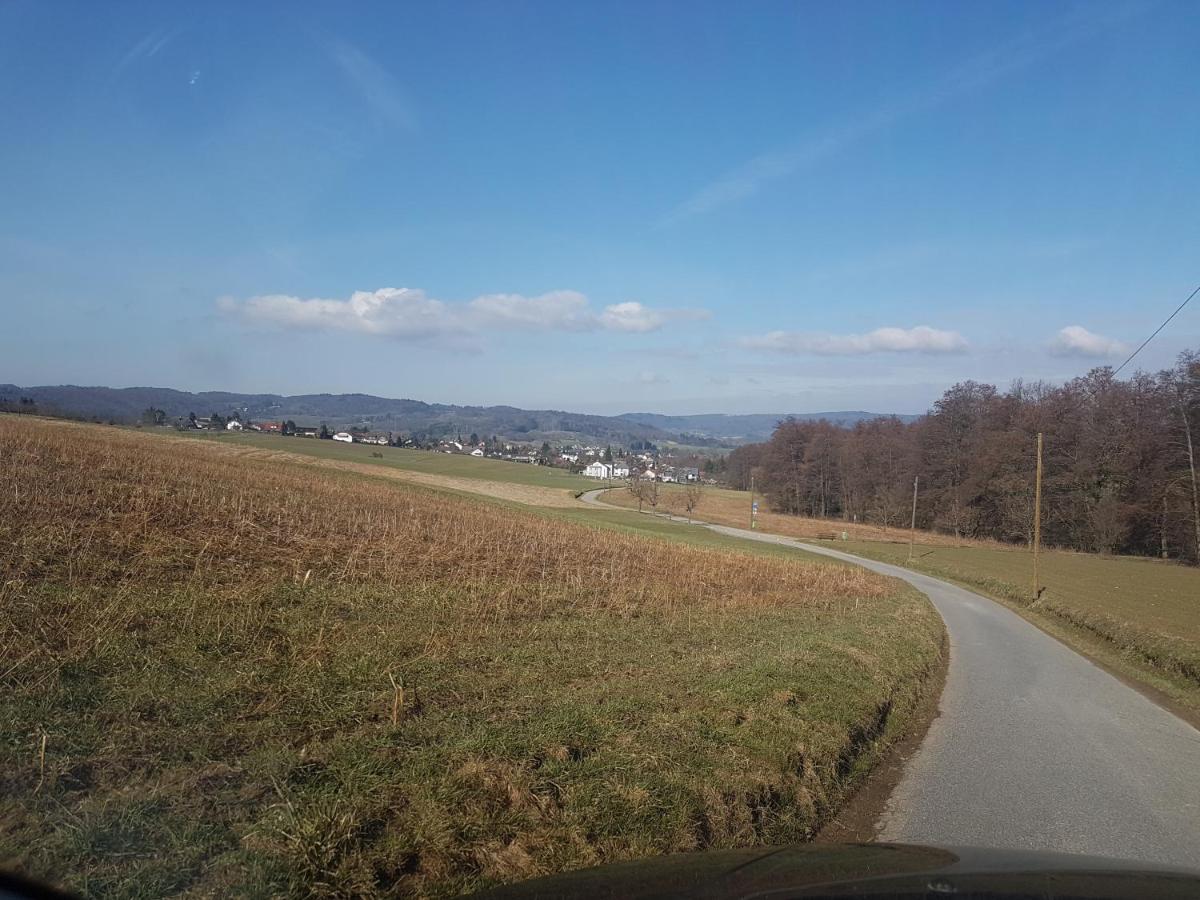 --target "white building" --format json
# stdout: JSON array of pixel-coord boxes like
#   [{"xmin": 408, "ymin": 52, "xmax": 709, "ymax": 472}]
[
  {"xmin": 470, "ymin": 448, "xmax": 484, "ymax": 457},
  {"xmin": 584, "ymin": 461, "xmax": 612, "ymax": 478},
  {"xmin": 611, "ymin": 462, "xmax": 631, "ymax": 478},
  {"xmin": 225, "ymin": 420, "xmax": 243, "ymax": 431},
  {"xmin": 332, "ymin": 432, "xmax": 353, "ymax": 443}
]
